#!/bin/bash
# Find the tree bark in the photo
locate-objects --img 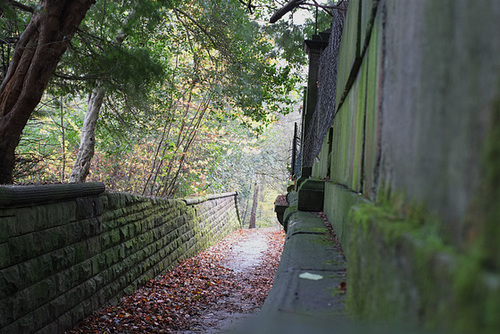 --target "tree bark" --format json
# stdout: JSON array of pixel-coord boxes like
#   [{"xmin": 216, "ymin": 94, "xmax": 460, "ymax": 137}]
[
  {"xmin": 69, "ymin": 86, "xmax": 104, "ymax": 182},
  {"xmin": 0, "ymin": 0, "xmax": 95, "ymax": 184},
  {"xmin": 249, "ymin": 180, "xmax": 259, "ymax": 229},
  {"xmin": 68, "ymin": 11, "xmax": 134, "ymax": 183}
]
